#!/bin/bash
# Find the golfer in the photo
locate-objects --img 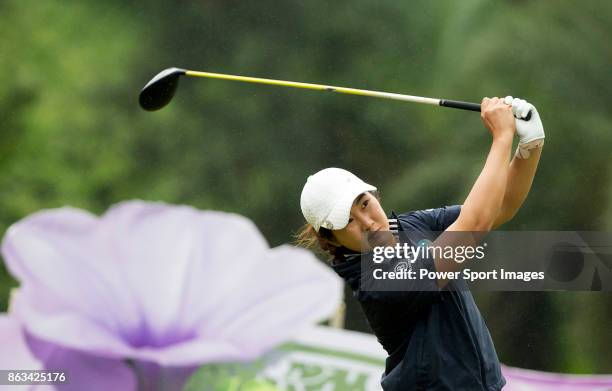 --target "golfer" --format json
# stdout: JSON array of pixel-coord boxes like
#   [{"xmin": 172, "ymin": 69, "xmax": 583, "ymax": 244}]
[{"xmin": 297, "ymin": 96, "xmax": 544, "ymax": 390}]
